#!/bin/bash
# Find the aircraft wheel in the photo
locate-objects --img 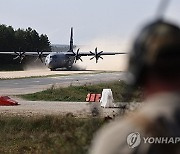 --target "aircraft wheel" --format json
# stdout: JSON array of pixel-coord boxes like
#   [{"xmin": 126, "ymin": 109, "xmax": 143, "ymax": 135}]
[
  {"xmin": 66, "ymin": 66, "xmax": 72, "ymax": 70},
  {"xmin": 50, "ymin": 68, "xmax": 55, "ymax": 71}
]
